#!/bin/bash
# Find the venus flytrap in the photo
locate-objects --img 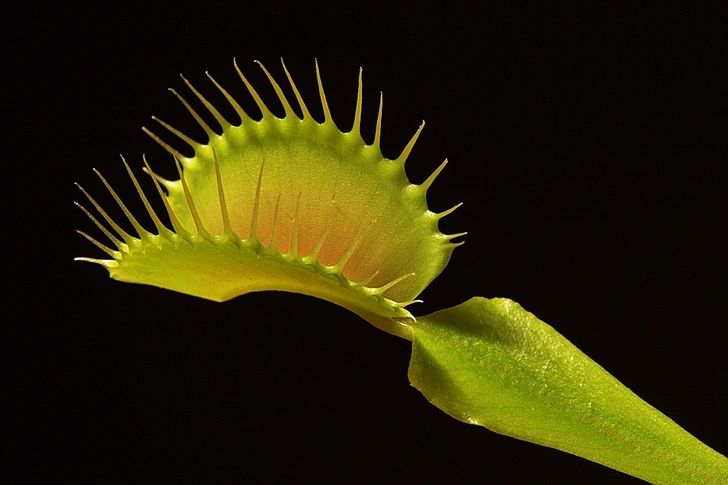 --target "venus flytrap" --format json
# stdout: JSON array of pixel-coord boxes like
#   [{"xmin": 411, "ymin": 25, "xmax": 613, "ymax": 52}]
[{"xmin": 76, "ymin": 59, "xmax": 727, "ymax": 484}]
